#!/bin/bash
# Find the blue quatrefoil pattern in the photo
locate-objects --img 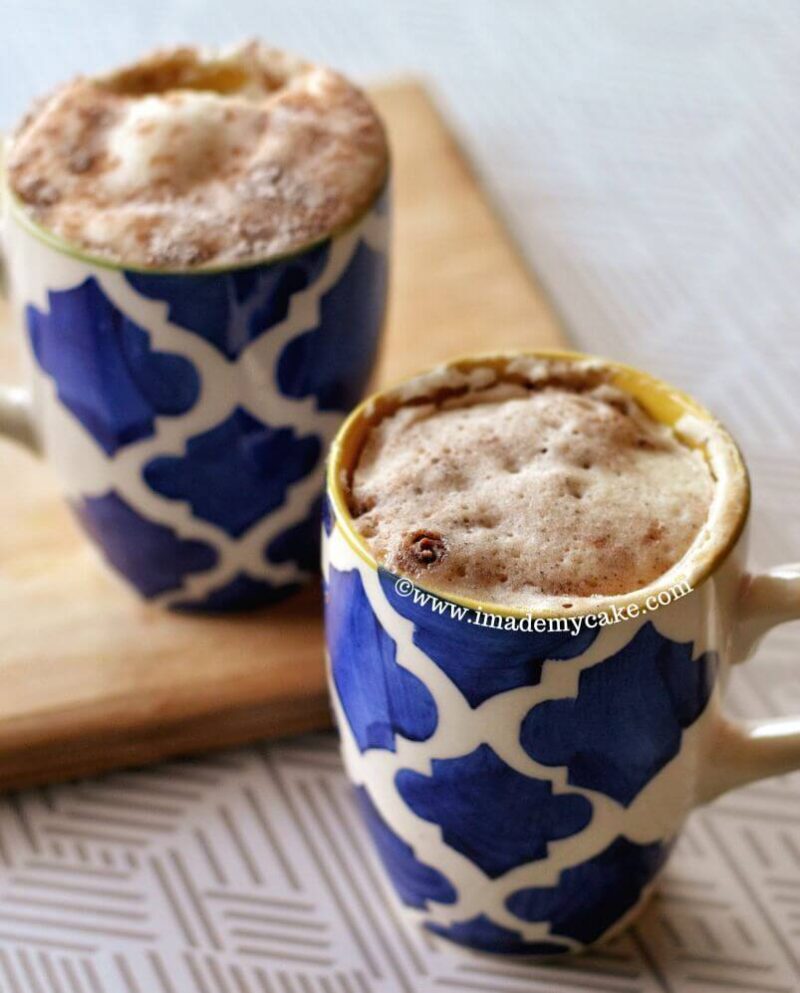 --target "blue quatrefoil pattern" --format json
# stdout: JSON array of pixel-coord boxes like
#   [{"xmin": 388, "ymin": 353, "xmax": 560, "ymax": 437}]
[
  {"xmin": 143, "ymin": 409, "xmax": 321, "ymax": 539},
  {"xmin": 520, "ymin": 622, "xmax": 717, "ymax": 806},
  {"xmin": 324, "ymin": 519, "xmax": 719, "ymax": 955},
  {"xmin": 354, "ymin": 787, "xmax": 457, "ymax": 910},
  {"xmin": 27, "ymin": 278, "xmax": 201, "ymax": 457},
  {"xmin": 506, "ymin": 834, "xmax": 674, "ymax": 945},
  {"xmin": 26, "ymin": 194, "xmax": 388, "ymax": 609},
  {"xmin": 126, "ymin": 242, "xmax": 331, "ymax": 361},
  {"xmin": 326, "ymin": 566, "xmax": 438, "ymax": 752},
  {"xmin": 396, "ymin": 745, "xmax": 593, "ymax": 878}
]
